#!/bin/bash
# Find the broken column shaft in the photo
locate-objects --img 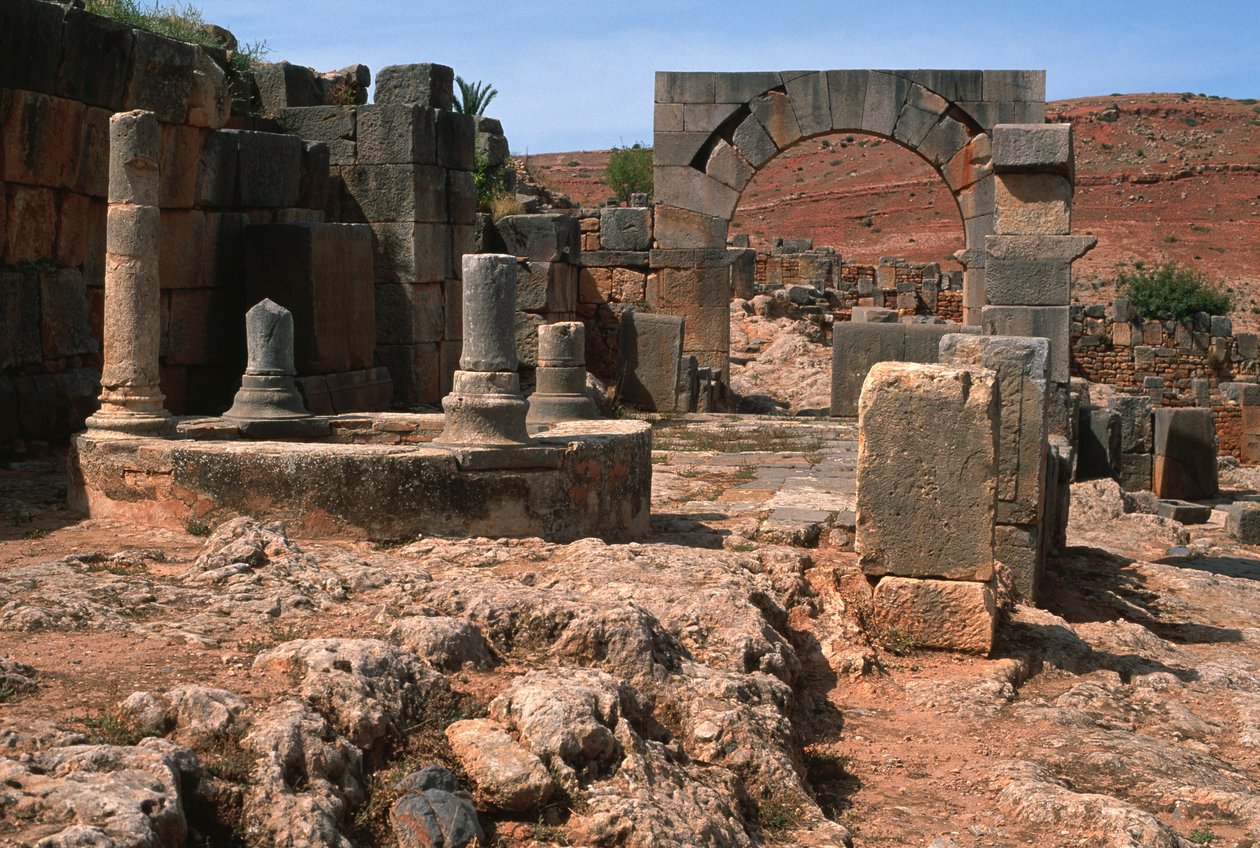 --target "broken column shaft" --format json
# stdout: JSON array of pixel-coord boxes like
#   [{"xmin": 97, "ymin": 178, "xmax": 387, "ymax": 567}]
[
  {"xmin": 436, "ymin": 254, "xmax": 531, "ymax": 445},
  {"xmin": 527, "ymin": 322, "xmax": 600, "ymax": 425},
  {"xmin": 223, "ymin": 299, "xmax": 312, "ymax": 424},
  {"xmin": 85, "ymin": 110, "xmax": 172, "ymax": 437}
]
